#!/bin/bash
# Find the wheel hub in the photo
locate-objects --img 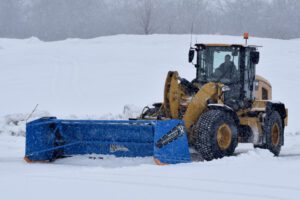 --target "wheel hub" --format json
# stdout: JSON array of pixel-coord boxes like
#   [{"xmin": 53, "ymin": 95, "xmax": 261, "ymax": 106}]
[
  {"xmin": 271, "ymin": 123, "xmax": 280, "ymax": 146},
  {"xmin": 217, "ymin": 123, "xmax": 232, "ymax": 150}
]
